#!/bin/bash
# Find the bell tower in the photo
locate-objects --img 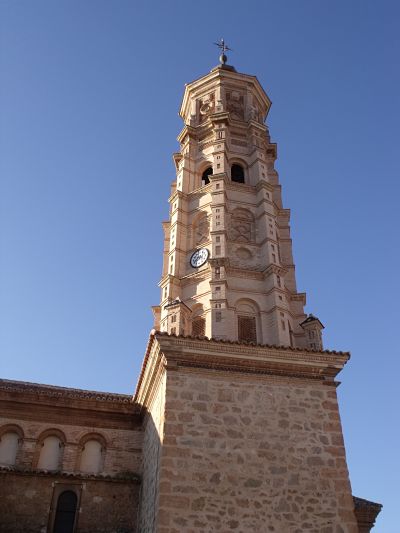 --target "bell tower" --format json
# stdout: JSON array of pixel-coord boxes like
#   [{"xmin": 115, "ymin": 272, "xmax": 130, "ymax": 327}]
[
  {"xmin": 137, "ymin": 50, "xmax": 381, "ymax": 533},
  {"xmin": 153, "ymin": 50, "xmax": 320, "ymax": 350}
]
